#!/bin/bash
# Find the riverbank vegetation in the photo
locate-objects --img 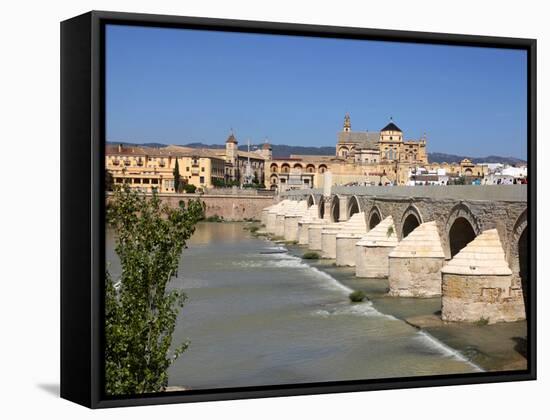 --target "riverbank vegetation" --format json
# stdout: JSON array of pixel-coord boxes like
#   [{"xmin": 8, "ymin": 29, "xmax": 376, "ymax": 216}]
[
  {"xmin": 302, "ymin": 251, "xmax": 320, "ymax": 260},
  {"xmin": 105, "ymin": 186, "xmax": 203, "ymax": 395},
  {"xmin": 204, "ymin": 214, "xmax": 224, "ymax": 222},
  {"xmin": 349, "ymin": 290, "xmax": 367, "ymax": 303}
]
